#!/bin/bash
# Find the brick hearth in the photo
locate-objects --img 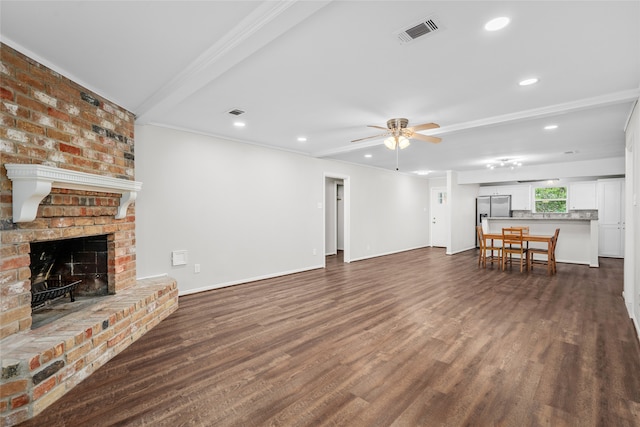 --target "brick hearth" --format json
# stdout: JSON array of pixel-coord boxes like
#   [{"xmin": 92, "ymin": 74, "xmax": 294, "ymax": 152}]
[{"xmin": 0, "ymin": 43, "xmax": 178, "ymax": 425}]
